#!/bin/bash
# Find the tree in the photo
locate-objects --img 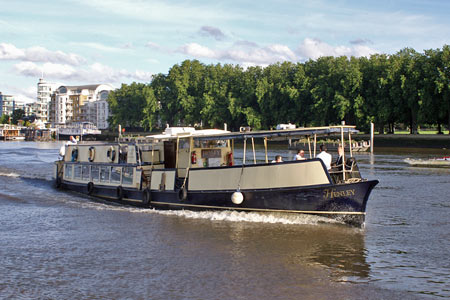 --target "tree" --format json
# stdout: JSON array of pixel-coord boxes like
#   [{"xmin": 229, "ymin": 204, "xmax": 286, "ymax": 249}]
[
  {"xmin": 0, "ymin": 114, "xmax": 9, "ymax": 124},
  {"xmin": 11, "ymin": 109, "xmax": 25, "ymax": 125},
  {"xmin": 107, "ymin": 82, "xmax": 148, "ymax": 129},
  {"xmin": 436, "ymin": 45, "xmax": 450, "ymax": 133},
  {"xmin": 141, "ymin": 85, "xmax": 160, "ymax": 131}
]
